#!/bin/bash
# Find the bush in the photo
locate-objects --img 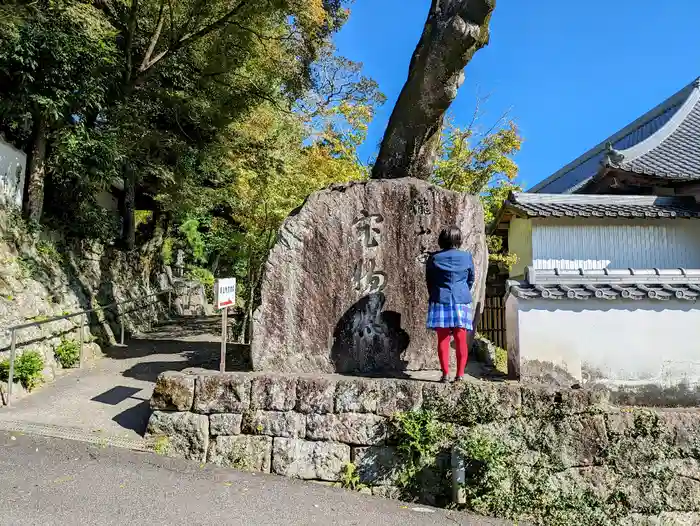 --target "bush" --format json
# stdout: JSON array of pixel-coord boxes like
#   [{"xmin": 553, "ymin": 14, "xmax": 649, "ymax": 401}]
[
  {"xmin": 494, "ymin": 346, "xmax": 508, "ymax": 375},
  {"xmin": 390, "ymin": 409, "xmax": 453, "ymax": 492},
  {"xmin": 35, "ymin": 240, "xmax": 63, "ymax": 262},
  {"xmin": 54, "ymin": 338, "xmax": 80, "ymax": 368},
  {"xmin": 0, "ymin": 350, "xmax": 45, "ymax": 391},
  {"xmin": 161, "ymin": 237, "xmax": 174, "ymax": 265},
  {"xmin": 474, "ymin": 334, "xmax": 508, "ymax": 375}
]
